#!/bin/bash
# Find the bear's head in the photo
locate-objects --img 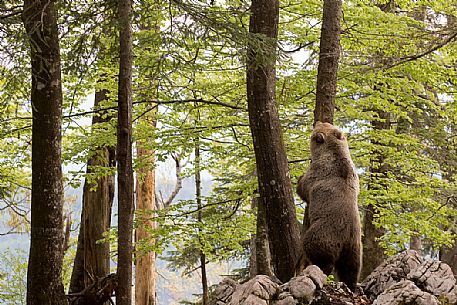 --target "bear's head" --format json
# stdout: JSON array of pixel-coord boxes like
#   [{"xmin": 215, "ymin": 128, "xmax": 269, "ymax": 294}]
[{"xmin": 310, "ymin": 121, "xmax": 348, "ymax": 156}]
